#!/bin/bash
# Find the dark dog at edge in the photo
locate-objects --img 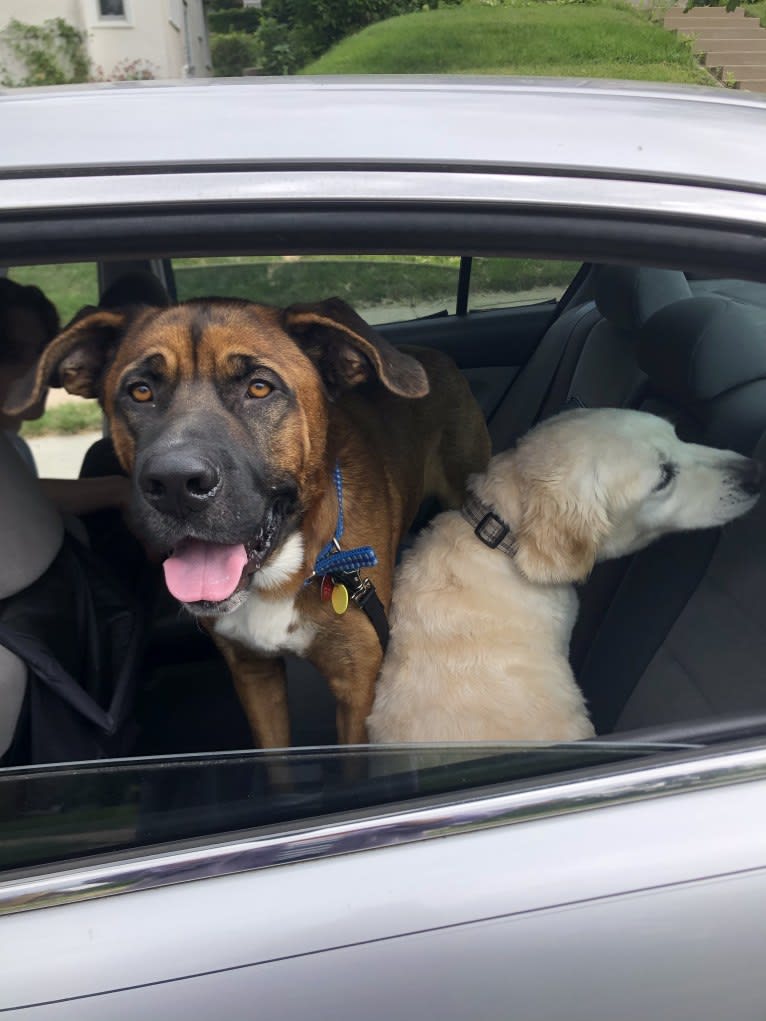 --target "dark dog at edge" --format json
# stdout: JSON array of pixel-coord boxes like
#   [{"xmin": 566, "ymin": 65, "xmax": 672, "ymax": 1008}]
[{"xmin": 8, "ymin": 297, "xmax": 490, "ymax": 748}]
